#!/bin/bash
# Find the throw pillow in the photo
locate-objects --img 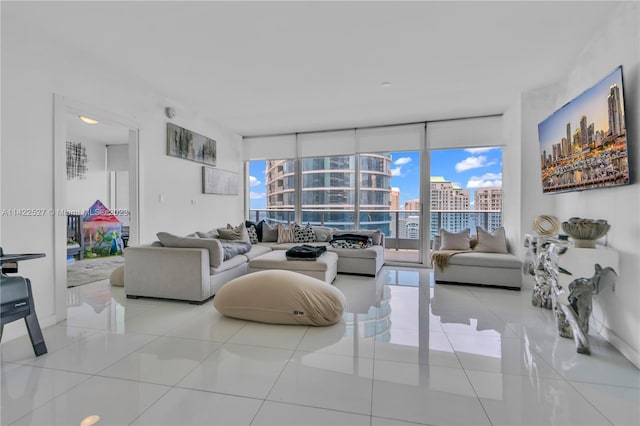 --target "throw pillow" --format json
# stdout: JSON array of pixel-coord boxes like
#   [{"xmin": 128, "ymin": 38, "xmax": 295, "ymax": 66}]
[
  {"xmin": 156, "ymin": 232, "xmax": 224, "ymax": 268},
  {"xmin": 294, "ymin": 223, "xmax": 316, "ymax": 243},
  {"xmin": 314, "ymin": 226, "xmax": 334, "ymax": 242},
  {"xmin": 439, "ymin": 228, "xmax": 471, "ymax": 250},
  {"xmin": 255, "ymin": 220, "xmax": 265, "ymax": 242},
  {"xmin": 261, "ymin": 222, "xmax": 278, "ymax": 242},
  {"xmin": 474, "ymin": 227, "xmax": 508, "ymax": 253},
  {"xmin": 217, "ymin": 223, "xmax": 250, "ymax": 243},
  {"xmin": 196, "ymin": 229, "xmax": 219, "ymax": 239},
  {"xmin": 247, "ymin": 225, "xmax": 259, "ymax": 244},
  {"xmin": 277, "ymin": 223, "xmax": 296, "ymax": 244}
]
